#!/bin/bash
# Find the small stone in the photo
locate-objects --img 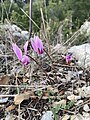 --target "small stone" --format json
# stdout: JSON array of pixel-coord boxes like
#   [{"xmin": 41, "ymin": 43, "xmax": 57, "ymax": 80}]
[
  {"xmin": 67, "ymin": 94, "xmax": 81, "ymax": 100},
  {"xmin": 75, "ymin": 100, "xmax": 83, "ymax": 106},
  {"xmin": 62, "ymin": 114, "xmax": 70, "ymax": 120},
  {"xmin": 83, "ymin": 104, "xmax": 90, "ymax": 112},
  {"xmin": 41, "ymin": 111, "xmax": 53, "ymax": 120}
]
